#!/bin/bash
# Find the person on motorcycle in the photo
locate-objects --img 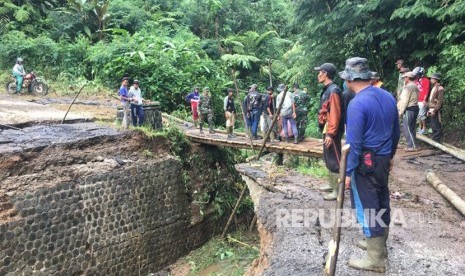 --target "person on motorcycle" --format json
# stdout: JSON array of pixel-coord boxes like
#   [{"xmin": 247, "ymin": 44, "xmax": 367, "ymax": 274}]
[{"xmin": 12, "ymin": 58, "xmax": 26, "ymax": 94}]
